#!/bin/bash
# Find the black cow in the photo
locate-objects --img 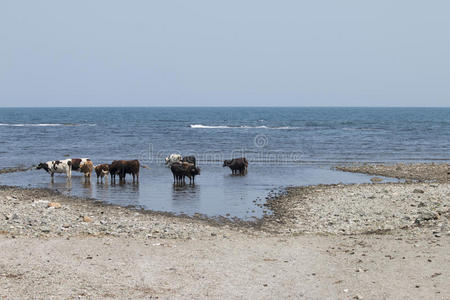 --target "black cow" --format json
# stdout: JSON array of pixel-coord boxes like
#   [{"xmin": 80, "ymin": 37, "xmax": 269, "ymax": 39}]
[
  {"xmin": 223, "ymin": 157, "xmax": 248, "ymax": 175},
  {"xmin": 182, "ymin": 155, "xmax": 196, "ymax": 166},
  {"xmin": 171, "ymin": 162, "xmax": 200, "ymax": 185}
]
